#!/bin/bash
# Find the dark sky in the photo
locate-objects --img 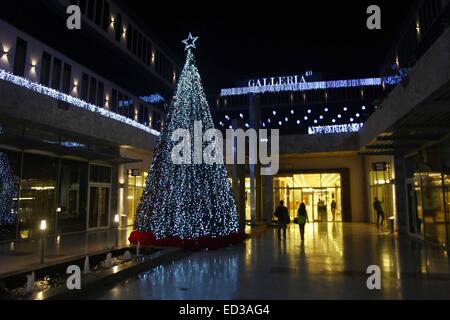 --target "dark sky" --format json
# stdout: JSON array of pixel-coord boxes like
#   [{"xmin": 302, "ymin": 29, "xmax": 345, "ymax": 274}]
[{"xmin": 124, "ymin": 0, "xmax": 411, "ymax": 93}]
